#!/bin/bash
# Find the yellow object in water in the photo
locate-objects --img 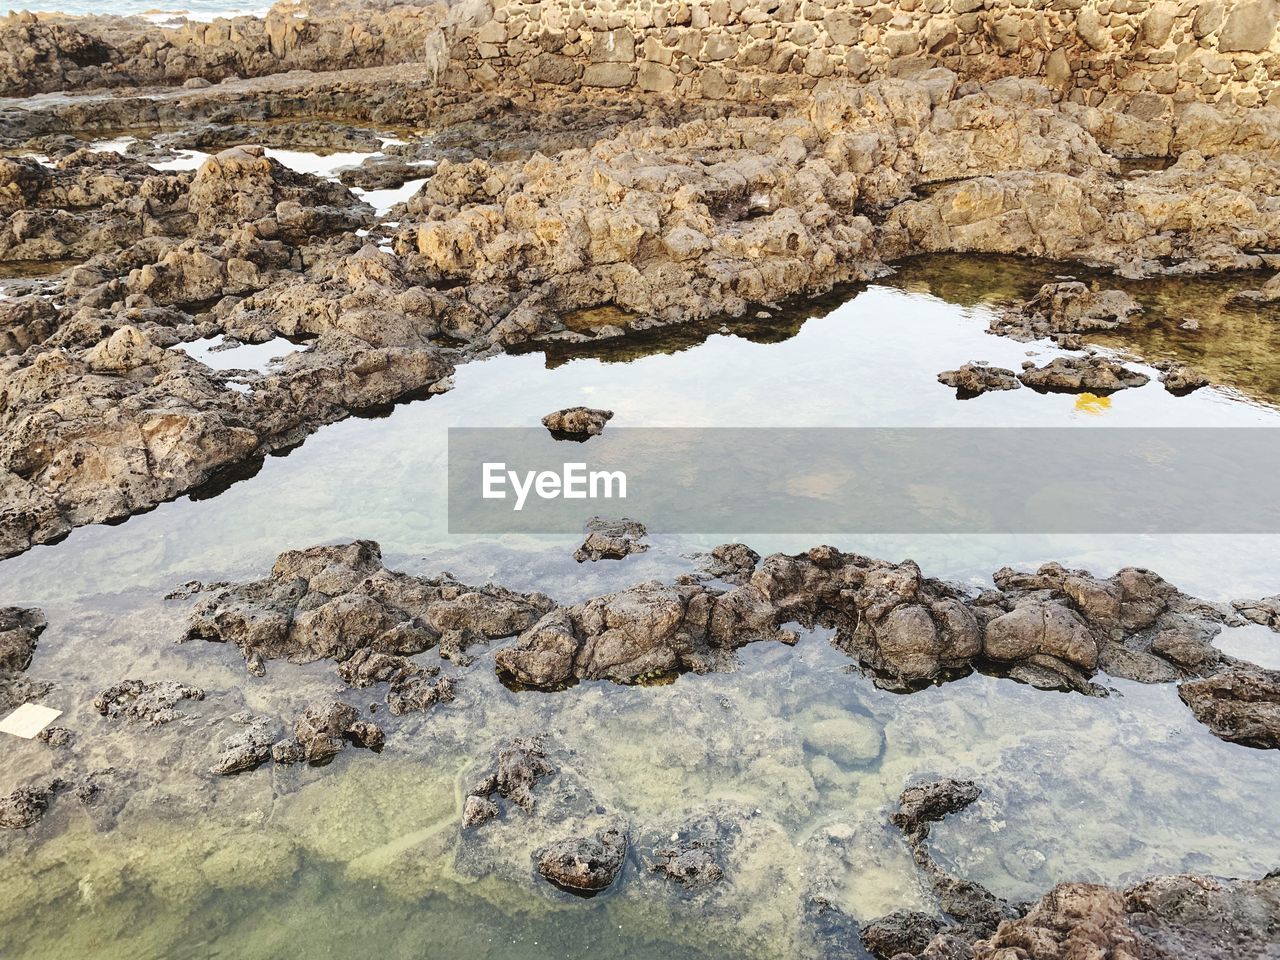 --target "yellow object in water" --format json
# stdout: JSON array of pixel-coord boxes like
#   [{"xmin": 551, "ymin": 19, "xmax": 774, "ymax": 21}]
[{"xmin": 1074, "ymin": 393, "xmax": 1112, "ymax": 416}]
